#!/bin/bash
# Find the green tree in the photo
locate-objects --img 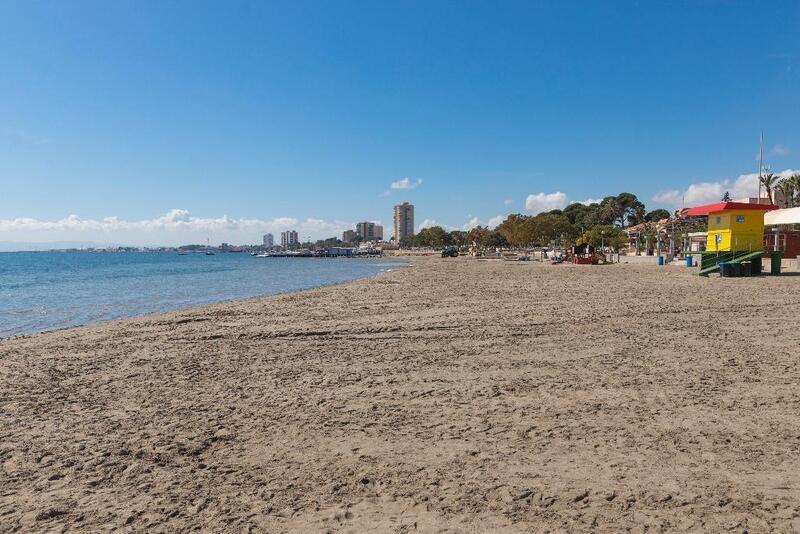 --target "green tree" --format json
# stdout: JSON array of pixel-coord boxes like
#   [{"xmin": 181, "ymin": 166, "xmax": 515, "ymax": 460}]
[
  {"xmin": 415, "ymin": 226, "xmax": 449, "ymax": 248},
  {"xmin": 467, "ymin": 226, "xmax": 491, "ymax": 246},
  {"xmin": 760, "ymin": 172, "xmax": 780, "ymax": 203},
  {"xmin": 496, "ymin": 214, "xmax": 534, "ymax": 246},
  {"xmin": 613, "ymin": 193, "xmax": 644, "ymax": 227},
  {"xmin": 776, "ymin": 176, "xmax": 800, "ymax": 208},
  {"xmin": 448, "ymin": 230, "xmax": 468, "ymax": 247},
  {"xmin": 529, "ymin": 213, "xmax": 578, "ymax": 245},
  {"xmin": 576, "ymin": 225, "xmax": 628, "ymax": 251},
  {"xmin": 645, "ymin": 209, "xmax": 671, "ymax": 222},
  {"xmin": 485, "ymin": 230, "xmax": 508, "ymax": 248}
]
